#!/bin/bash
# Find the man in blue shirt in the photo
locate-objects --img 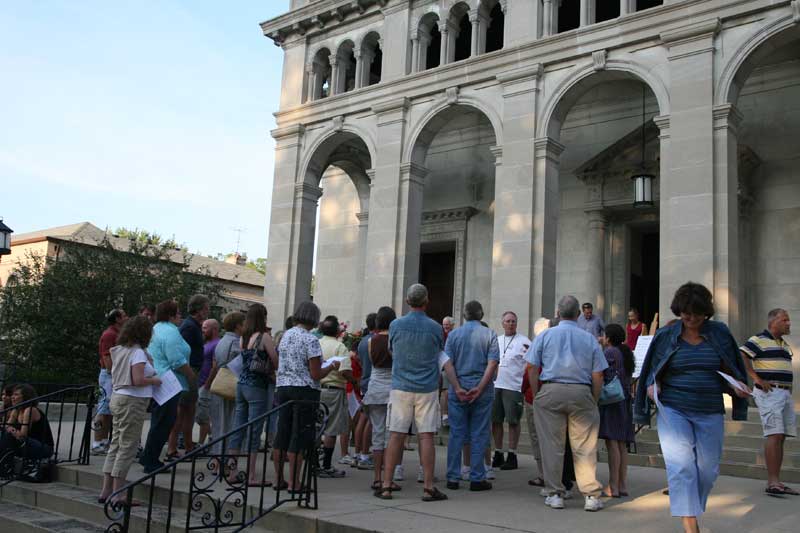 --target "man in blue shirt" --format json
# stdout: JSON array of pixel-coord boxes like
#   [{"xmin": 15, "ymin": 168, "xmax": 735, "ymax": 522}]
[
  {"xmin": 444, "ymin": 301, "xmax": 499, "ymax": 491},
  {"xmin": 577, "ymin": 302, "xmax": 605, "ymax": 339},
  {"xmin": 526, "ymin": 295, "xmax": 608, "ymax": 512},
  {"xmin": 378, "ymin": 284, "xmax": 464, "ymax": 502}
]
